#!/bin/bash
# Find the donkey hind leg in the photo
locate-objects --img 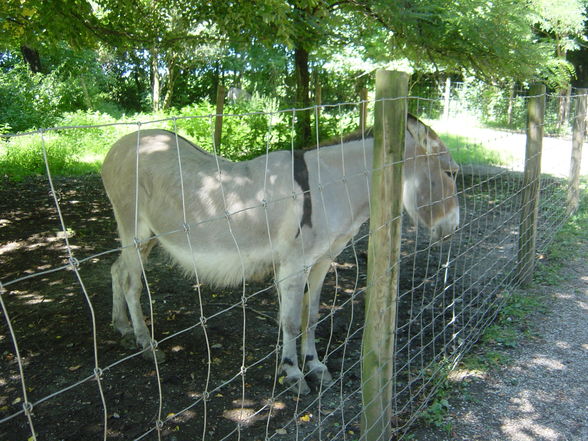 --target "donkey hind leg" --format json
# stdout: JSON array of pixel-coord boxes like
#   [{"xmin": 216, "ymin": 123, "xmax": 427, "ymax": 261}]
[
  {"xmin": 111, "ymin": 238, "xmax": 165, "ymax": 362},
  {"xmin": 301, "ymin": 258, "xmax": 333, "ymax": 387},
  {"xmin": 277, "ymin": 263, "xmax": 311, "ymax": 395},
  {"xmin": 111, "ymin": 256, "xmax": 134, "ymax": 349}
]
